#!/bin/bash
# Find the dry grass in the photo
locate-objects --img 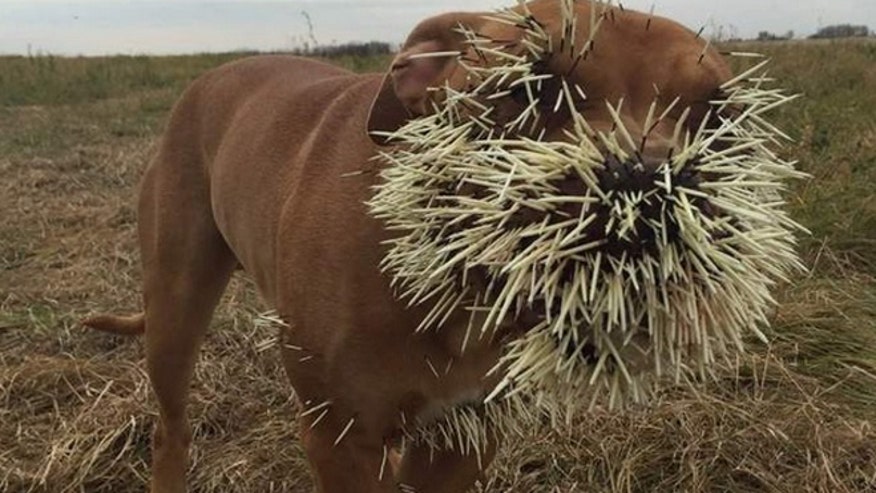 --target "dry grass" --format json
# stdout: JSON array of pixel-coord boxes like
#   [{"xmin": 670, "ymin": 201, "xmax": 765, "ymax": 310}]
[{"xmin": 1, "ymin": 41, "xmax": 875, "ymax": 492}]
